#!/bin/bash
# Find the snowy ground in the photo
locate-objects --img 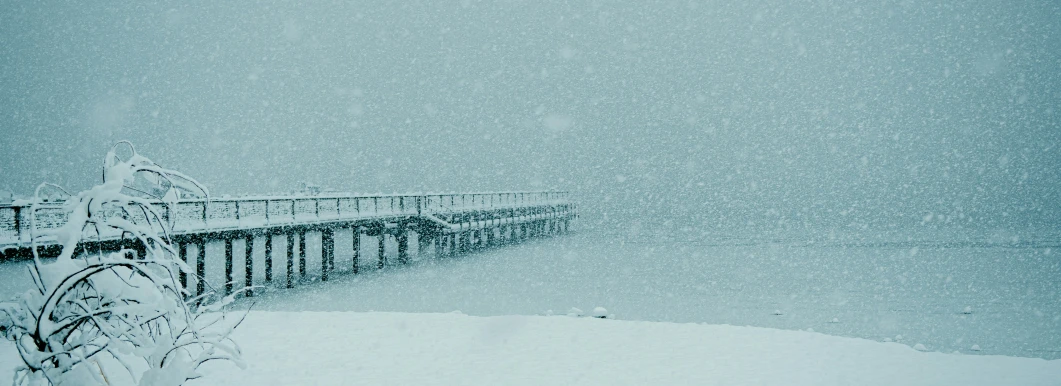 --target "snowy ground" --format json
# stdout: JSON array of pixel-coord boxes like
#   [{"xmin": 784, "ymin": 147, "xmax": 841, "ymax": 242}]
[{"xmin": 5, "ymin": 311, "xmax": 1056, "ymax": 386}]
